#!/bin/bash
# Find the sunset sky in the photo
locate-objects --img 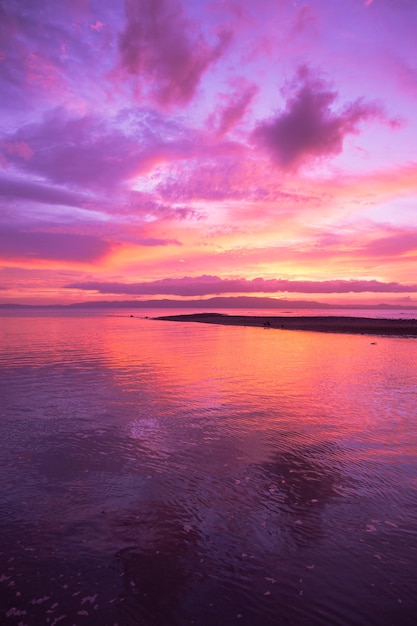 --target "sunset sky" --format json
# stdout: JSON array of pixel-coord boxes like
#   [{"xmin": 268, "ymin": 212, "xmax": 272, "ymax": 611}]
[{"xmin": 1, "ymin": 0, "xmax": 417, "ymax": 305}]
